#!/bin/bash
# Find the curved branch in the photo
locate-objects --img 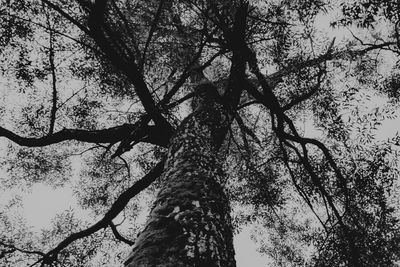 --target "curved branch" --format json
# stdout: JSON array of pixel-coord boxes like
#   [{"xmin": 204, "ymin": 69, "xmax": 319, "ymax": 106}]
[
  {"xmin": 282, "ymin": 66, "xmax": 325, "ymax": 111},
  {"xmin": 39, "ymin": 159, "xmax": 165, "ymax": 265},
  {"xmin": 109, "ymin": 222, "xmax": 134, "ymax": 246},
  {"xmin": 242, "ymin": 42, "xmax": 360, "ymax": 265}
]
